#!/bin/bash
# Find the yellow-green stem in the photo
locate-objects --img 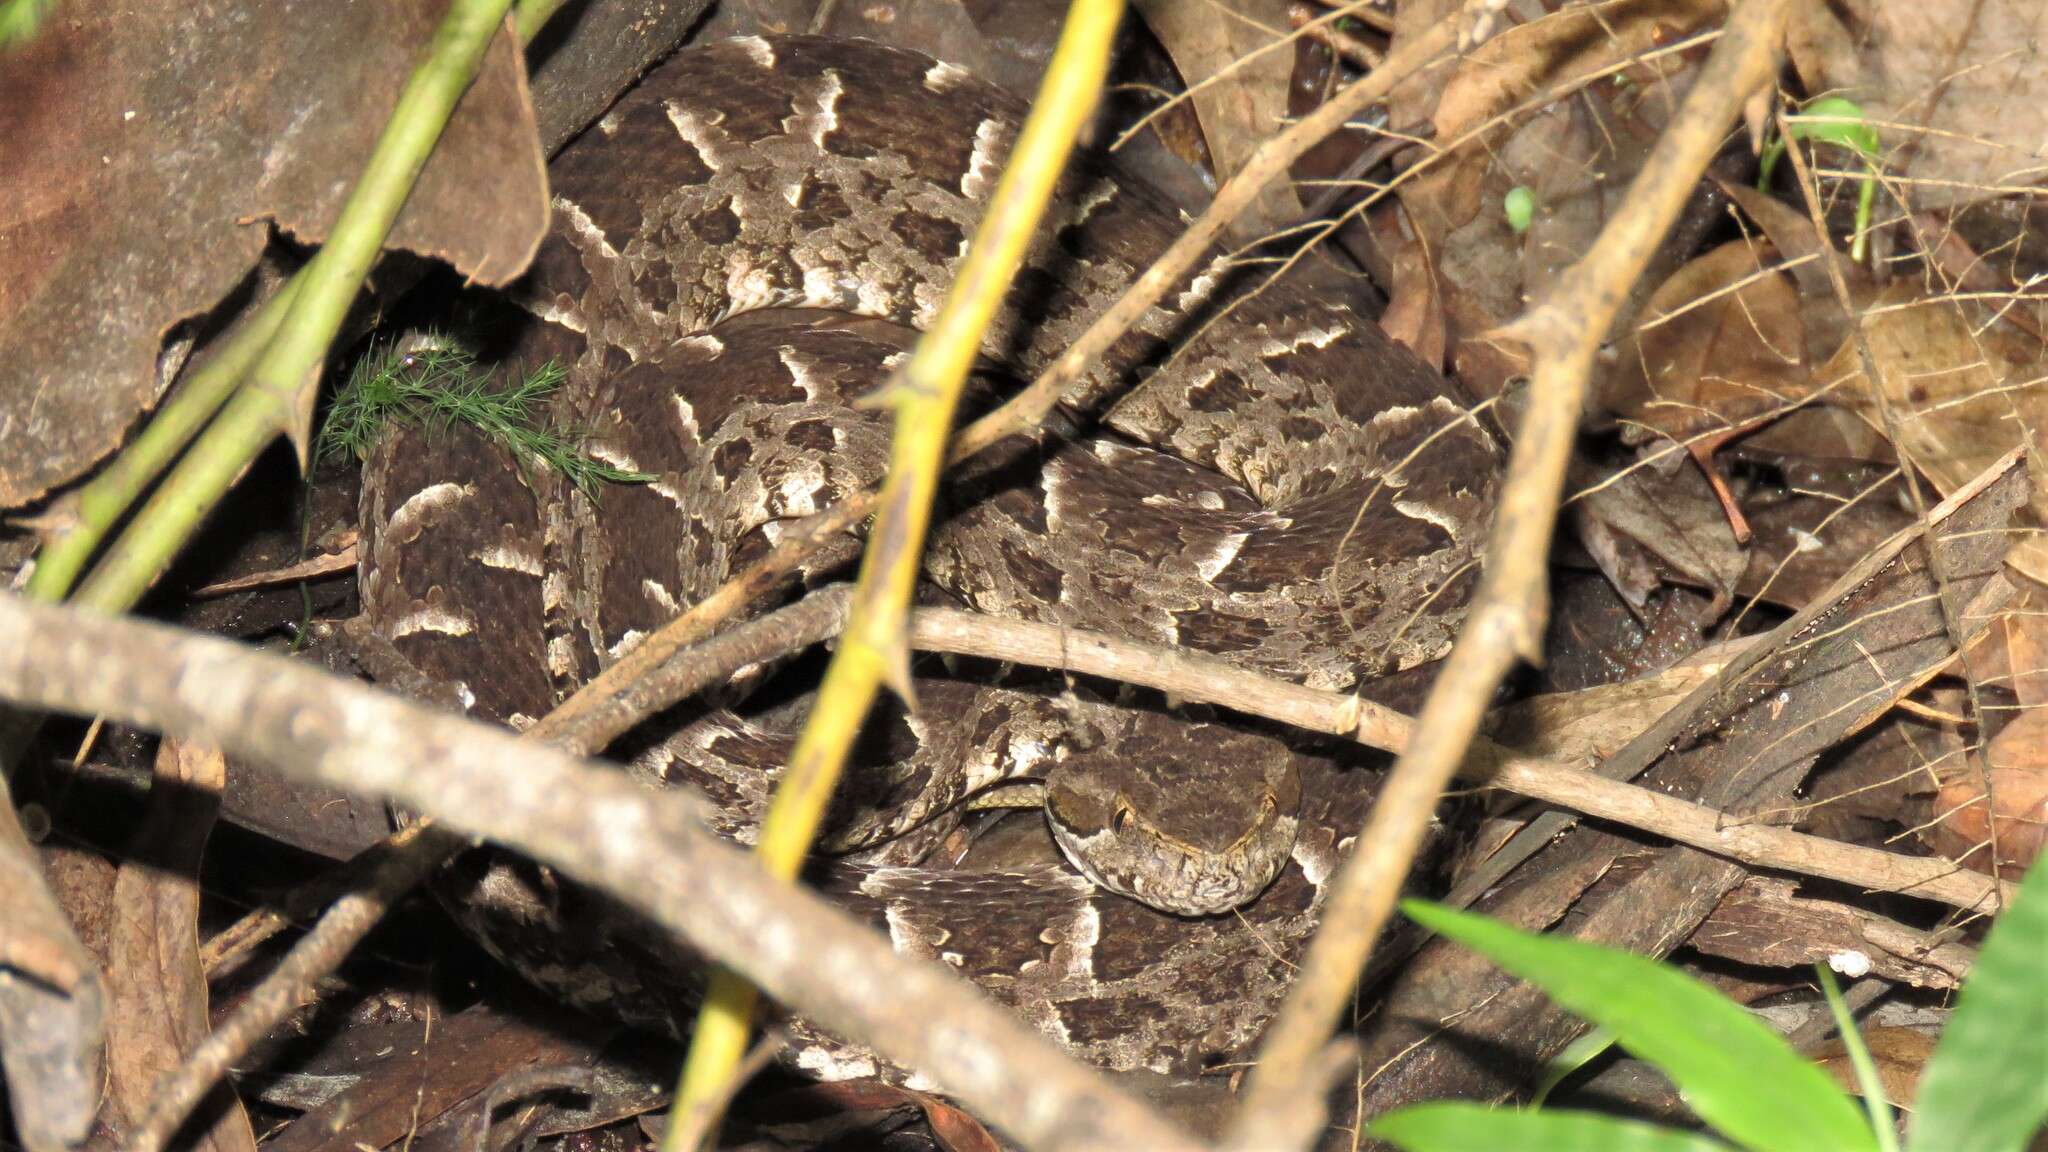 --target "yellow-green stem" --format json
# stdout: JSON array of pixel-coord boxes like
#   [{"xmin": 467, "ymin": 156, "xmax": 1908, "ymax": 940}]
[
  {"xmin": 666, "ymin": 0, "xmax": 1125, "ymax": 1140},
  {"xmin": 26, "ymin": 273, "xmax": 303, "ymax": 604}
]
